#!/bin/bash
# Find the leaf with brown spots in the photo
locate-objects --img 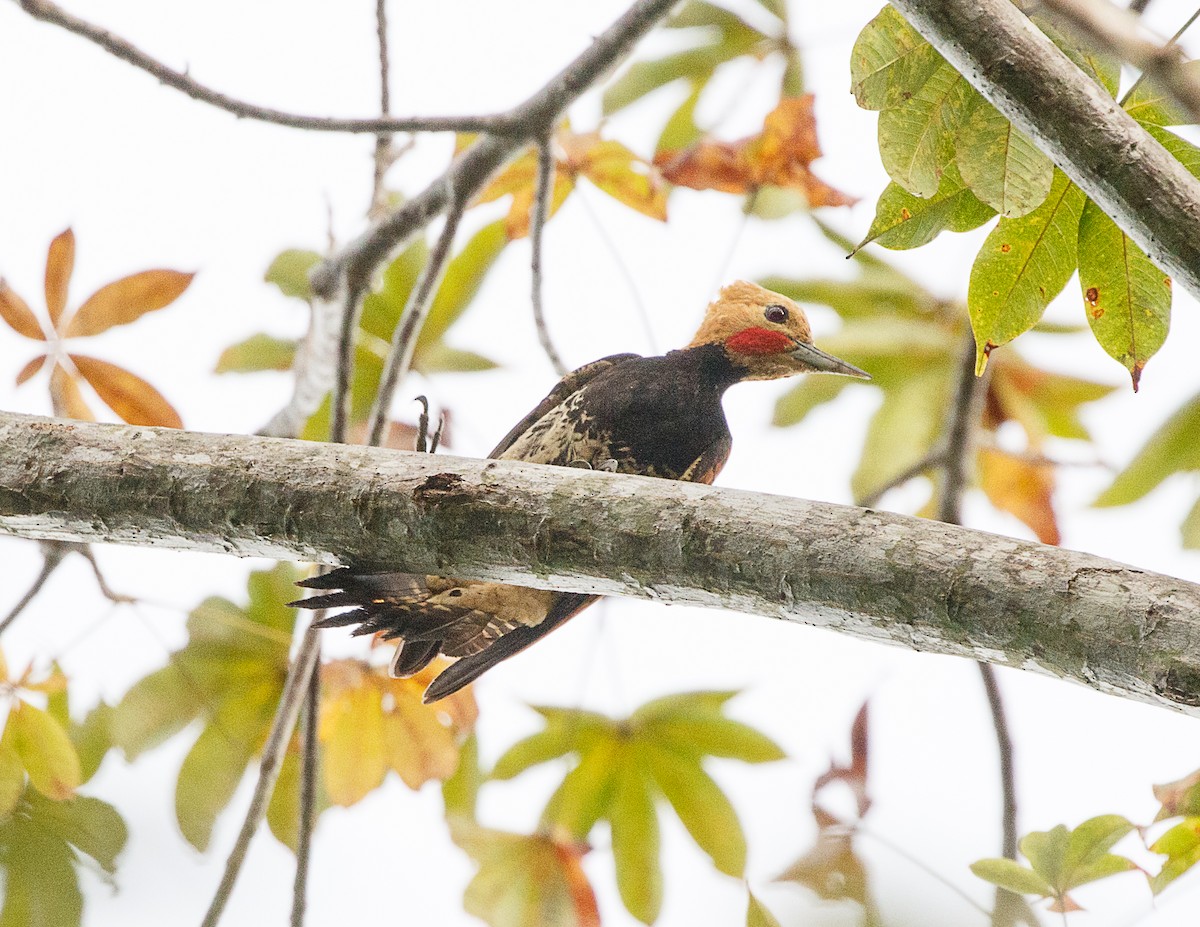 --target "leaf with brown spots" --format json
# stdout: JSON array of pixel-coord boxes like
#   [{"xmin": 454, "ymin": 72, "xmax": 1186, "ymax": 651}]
[
  {"xmin": 65, "ymin": 269, "xmax": 194, "ymax": 337},
  {"xmin": 978, "ymin": 447, "xmax": 1060, "ymax": 545},
  {"xmin": 44, "ymin": 228, "xmax": 75, "ymax": 329},
  {"xmin": 0, "ymin": 280, "xmax": 45, "ymax": 340},
  {"xmin": 656, "ymin": 96, "xmax": 855, "ymax": 206},
  {"xmin": 70, "ymin": 354, "xmax": 182, "ymax": 428}
]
